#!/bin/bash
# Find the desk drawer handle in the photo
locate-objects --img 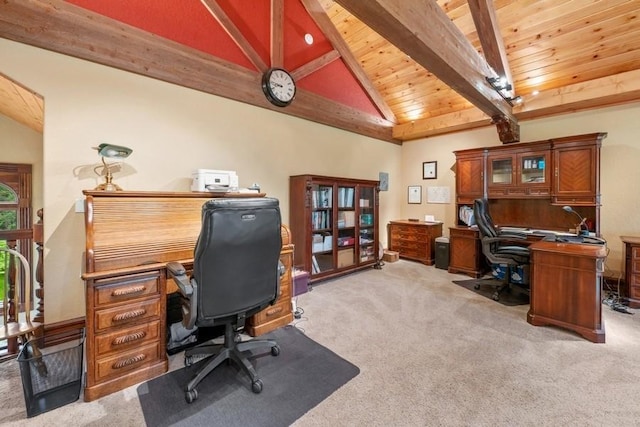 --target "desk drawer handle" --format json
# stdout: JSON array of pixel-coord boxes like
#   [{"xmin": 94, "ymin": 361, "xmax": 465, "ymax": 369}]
[
  {"xmin": 112, "ymin": 354, "xmax": 146, "ymax": 369},
  {"xmin": 113, "ymin": 309, "xmax": 146, "ymax": 322},
  {"xmin": 112, "ymin": 331, "xmax": 147, "ymax": 346},
  {"xmin": 112, "ymin": 285, "xmax": 146, "ymax": 297},
  {"xmin": 266, "ymin": 306, "xmax": 283, "ymax": 317}
]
